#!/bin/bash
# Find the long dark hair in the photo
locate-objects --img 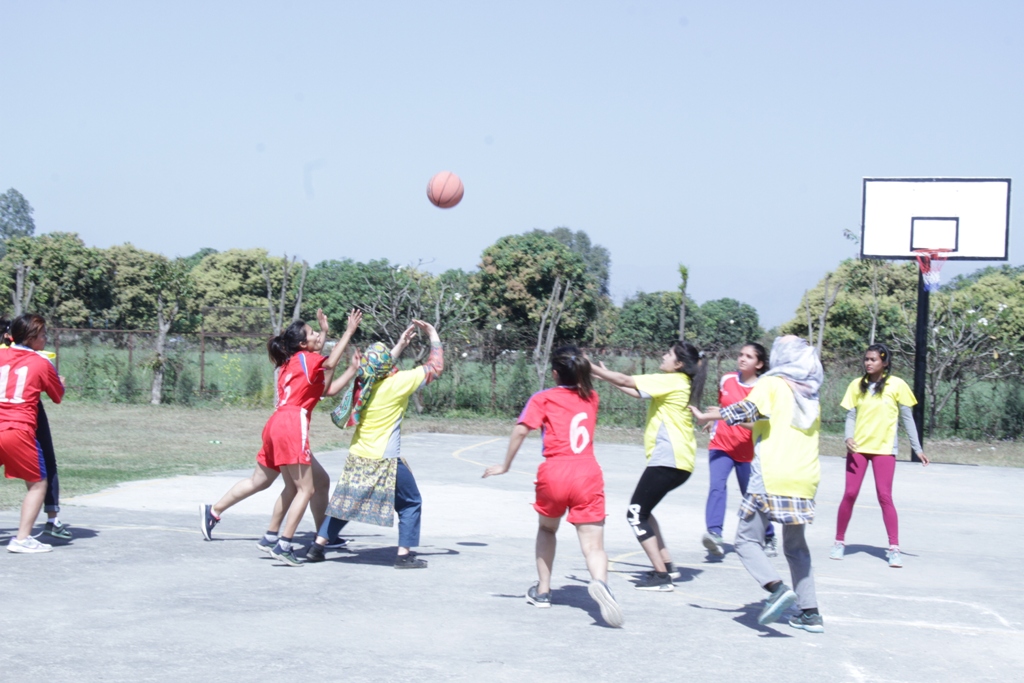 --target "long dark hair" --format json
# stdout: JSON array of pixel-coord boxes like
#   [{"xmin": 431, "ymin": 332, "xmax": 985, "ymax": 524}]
[
  {"xmin": 858, "ymin": 343, "xmax": 892, "ymax": 396},
  {"xmin": 7, "ymin": 314, "xmax": 46, "ymax": 346},
  {"xmin": 267, "ymin": 320, "xmax": 309, "ymax": 367},
  {"xmin": 743, "ymin": 342, "xmax": 769, "ymax": 376},
  {"xmin": 670, "ymin": 341, "xmax": 707, "ymax": 407},
  {"xmin": 551, "ymin": 344, "xmax": 593, "ymax": 400}
]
